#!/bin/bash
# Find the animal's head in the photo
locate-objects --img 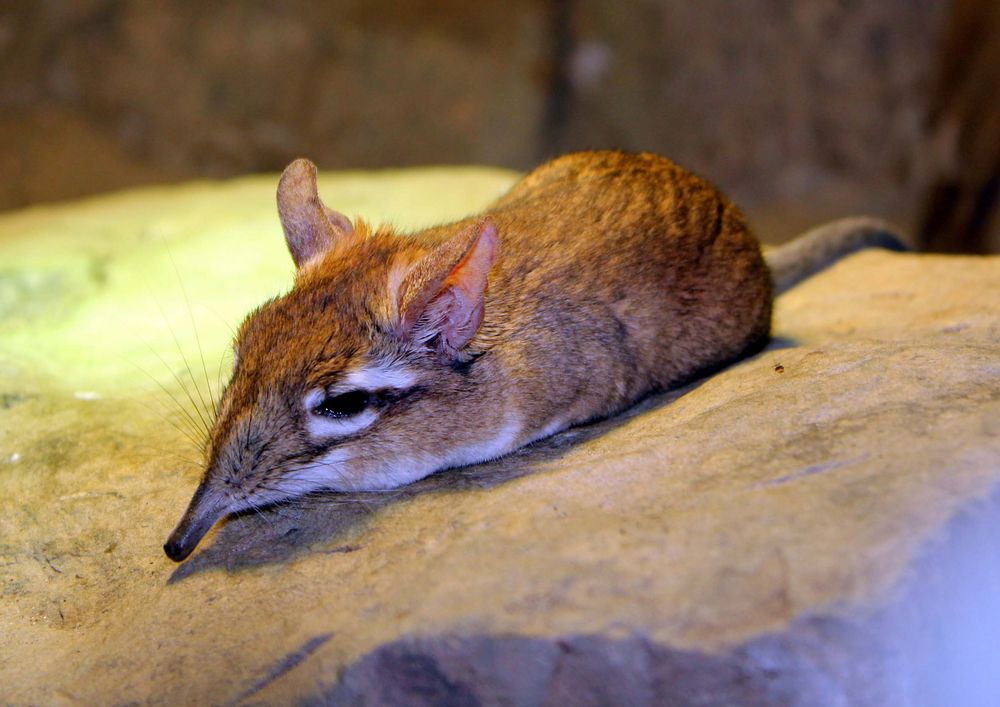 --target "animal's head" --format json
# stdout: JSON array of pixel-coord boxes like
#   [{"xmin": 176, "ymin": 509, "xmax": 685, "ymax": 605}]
[{"xmin": 164, "ymin": 159, "xmax": 500, "ymax": 561}]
